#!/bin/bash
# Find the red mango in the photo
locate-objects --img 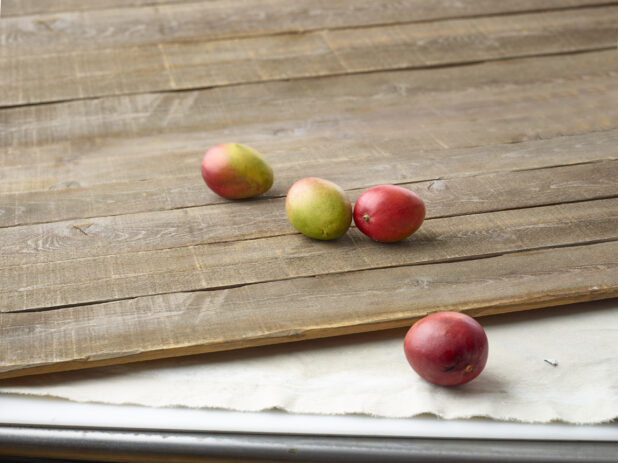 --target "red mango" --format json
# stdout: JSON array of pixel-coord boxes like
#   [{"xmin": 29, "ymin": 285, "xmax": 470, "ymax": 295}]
[
  {"xmin": 353, "ymin": 185, "xmax": 425, "ymax": 242},
  {"xmin": 404, "ymin": 311, "xmax": 489, "ymax": 386}
]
